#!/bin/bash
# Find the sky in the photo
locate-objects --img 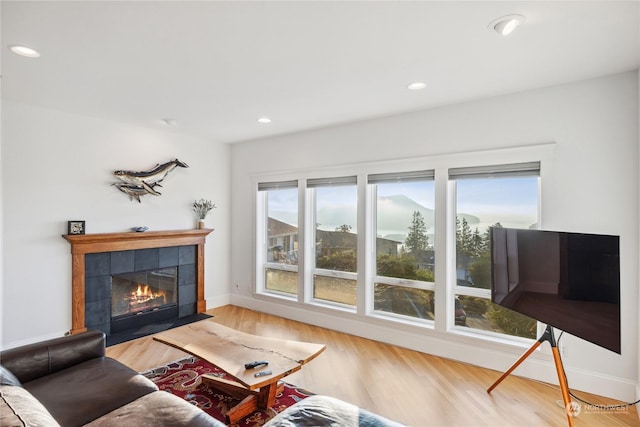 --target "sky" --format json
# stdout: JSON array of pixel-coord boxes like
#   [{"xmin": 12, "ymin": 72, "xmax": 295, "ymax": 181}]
[
  {"xmin": 456, "ymin": 177, "xmax": 538, "ymax": 230},
  {"xmin": 266, "ymin": 176, "xmax": 538, "ymax": 237}
]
